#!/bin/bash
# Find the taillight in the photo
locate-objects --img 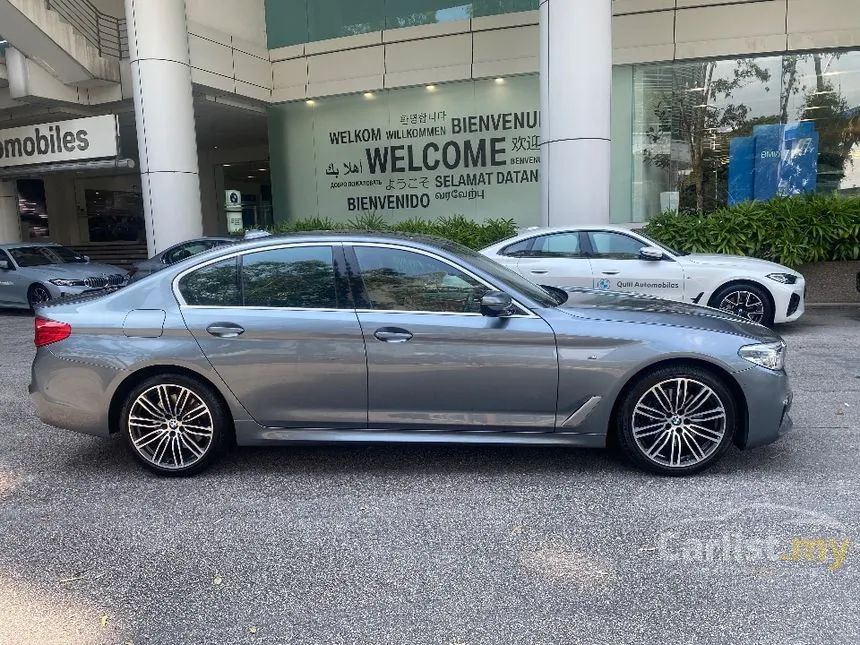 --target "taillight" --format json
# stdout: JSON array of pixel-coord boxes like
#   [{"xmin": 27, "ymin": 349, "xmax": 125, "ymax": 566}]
[{"xmin": 34, "ymin": 317, "xmax": 71, "ymax": 348}]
